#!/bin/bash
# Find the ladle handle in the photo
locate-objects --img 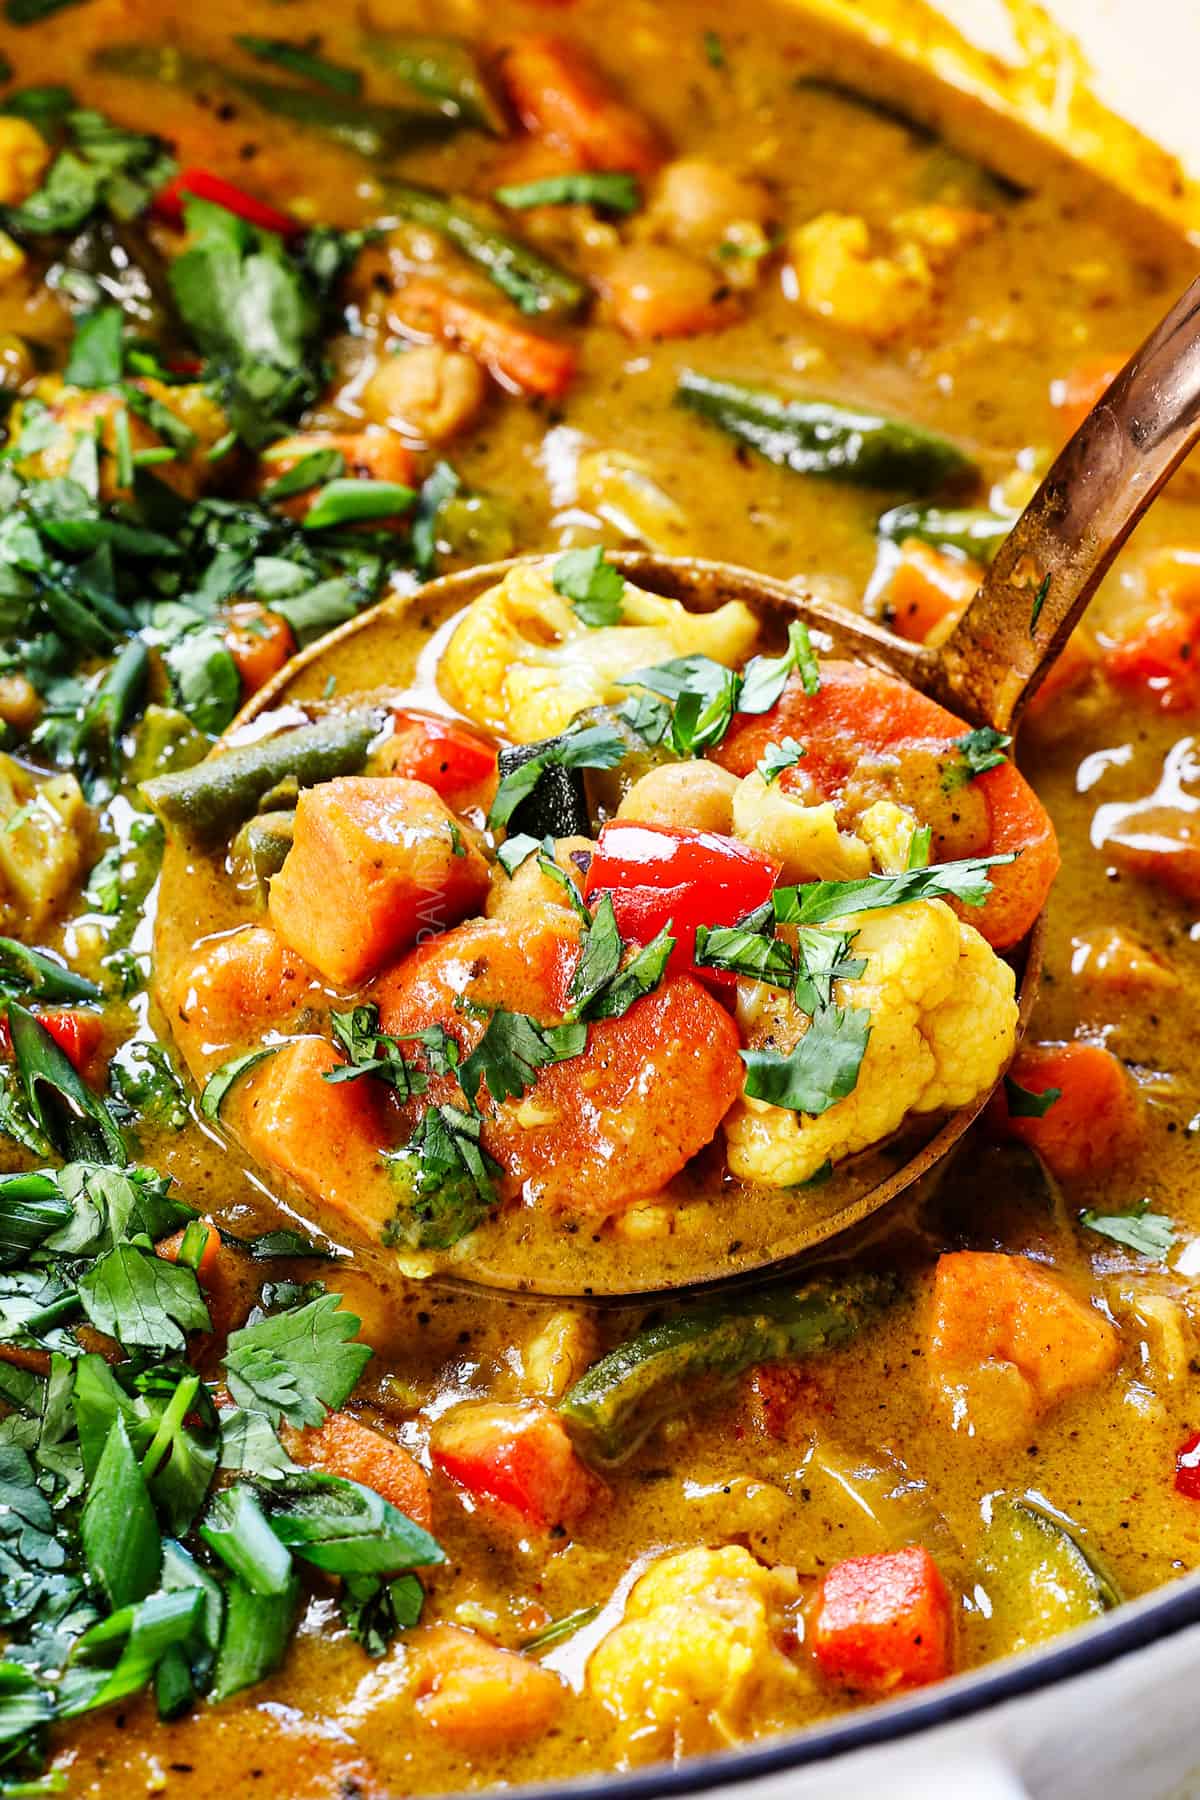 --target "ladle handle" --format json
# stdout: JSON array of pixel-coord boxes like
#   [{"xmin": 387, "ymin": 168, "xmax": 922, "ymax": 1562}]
[{"xmin": 924, "ymin": 273, "xmax": 1200, "ymax": 732}]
